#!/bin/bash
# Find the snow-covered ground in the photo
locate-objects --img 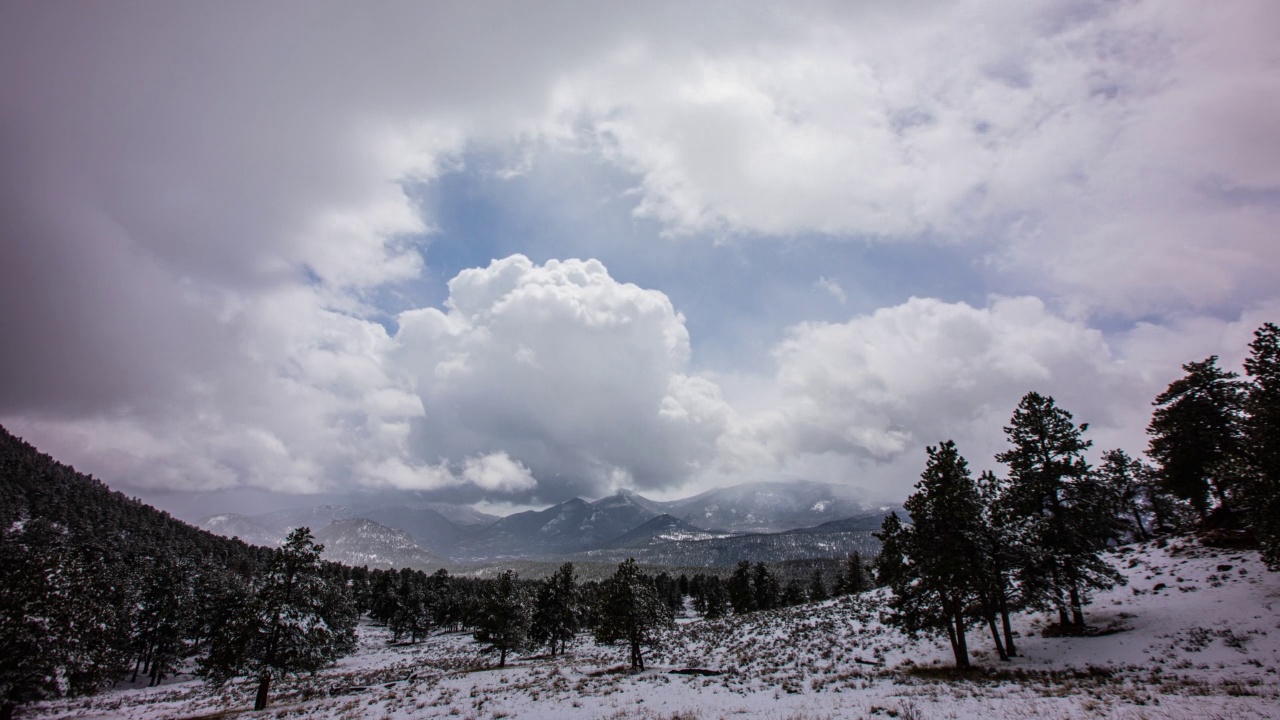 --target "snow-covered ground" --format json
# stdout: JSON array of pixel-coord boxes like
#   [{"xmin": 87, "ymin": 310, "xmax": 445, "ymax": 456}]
[{"xmin": 31, "ymin": 536, "xmax": 1280, "ymax": 719}]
